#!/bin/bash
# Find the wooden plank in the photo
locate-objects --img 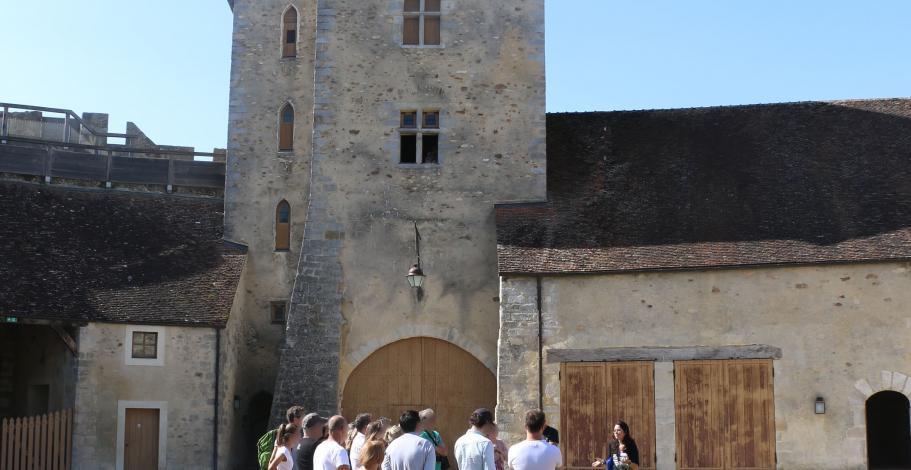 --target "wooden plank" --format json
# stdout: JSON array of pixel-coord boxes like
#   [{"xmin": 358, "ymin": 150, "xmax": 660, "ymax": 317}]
[
  {"xmin": 675, "ymin": 361, "xmax": 725, "ymax": 470},
  {"xmin": 50, "ymin": 150, "xmax": 108, "ymax": 180},
  {"xmin": 109, "ymin": 156, "xmax": 169, "ymax": 184},
  {"xmin": 40, "ymin": 414, "xmax": 47, "ymax": 470},
  {"xmin": 1, "ymin": 418, "xmax": 8, "ymax": 470},
  {"xmin": 561, "ymin": 363, "xmax": 608, "ymax": 468},
  {"xmin": 724, "ymin": 360, "xmax": 775, "ymax": 470},
  {"xmin": 0, "ymin": 144, "xmax": 47, "ymax": 176},
  {"xmin": 546, "ymin": 345, "xmax": 782, "ymax": 364},
  {"xmin": 25, "ymin": 416, "xmax": 33, "ymax": 470},
  {"xmin": 172, "ymin": 160, "xmax": 226, "ymax": 188},
  {"xmin": 605, "ymin": 362, "xmax": 656, "ymax": 470},
  {"xmin": 65, "ymin": 410, "xmax": 72, "ymax": 470},
  {"xmin": 13, "ymin": 418, "xmax": 20, "ymax": 470},
  {"xmin": 48, "ymin": 412, "xmax": 58, "ymax": 470}
]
